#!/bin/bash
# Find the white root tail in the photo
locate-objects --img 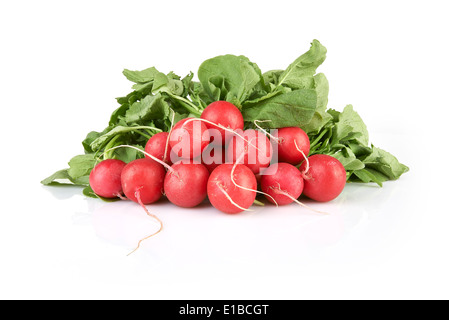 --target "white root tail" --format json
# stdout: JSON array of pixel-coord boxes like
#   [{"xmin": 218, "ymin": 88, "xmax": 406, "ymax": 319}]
[
  {"xmin": 127, "ymin": 189, "xmax": 164, "ymax": 256},
  {"xmin": 216, "ymin": 183, "xmax": 253, "ymax": 212},
  {"xmin": 230, "ymin": 153, "xmax": 279, "ymax": 207},
  {"xmin": 271, "ymin": 184, "xmax": 328, "ymax": 215},
  {"xmin": 294, "ymin": 140, "xmax": 310, "ymax": 175},
  {"xmin": 253, "ymin": 120, "xmax": 280, "ymax": 143},
  {"xmin": 115, "ymin": 193, "xmax": 129, "ymax": 201}
]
